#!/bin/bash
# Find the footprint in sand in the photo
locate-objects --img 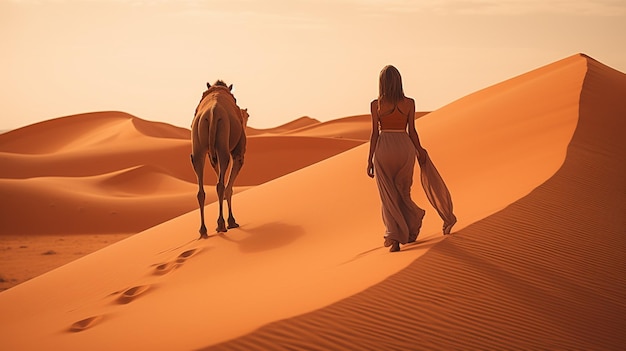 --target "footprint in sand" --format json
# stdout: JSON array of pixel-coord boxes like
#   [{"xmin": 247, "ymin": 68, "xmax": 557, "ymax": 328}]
[
  {"xmin": 69, "ymin": 315, "xmax": 103, "ymax": 332},
  {"xmin": 175, "ymin": 248, "xmax": 199, "ymax": 263},
  {"xmin": 152, "ymin": 248, "xmax": 200, "ymax": 275},
  {"xmin": 153, "ymin": 261, "xmax": 177, "ymax": 275},
  {"xmin": 117, "ymin": 285, "xmax": 150, "ymax": 304}
]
